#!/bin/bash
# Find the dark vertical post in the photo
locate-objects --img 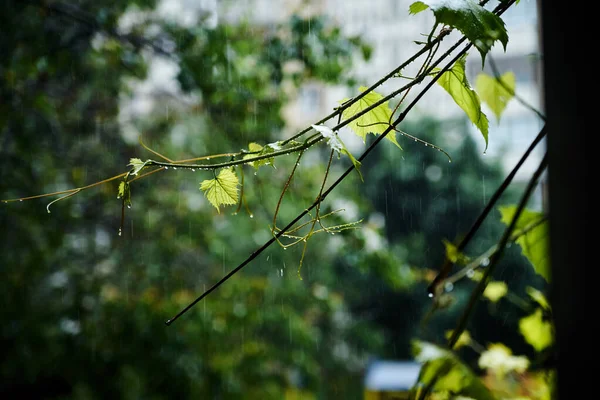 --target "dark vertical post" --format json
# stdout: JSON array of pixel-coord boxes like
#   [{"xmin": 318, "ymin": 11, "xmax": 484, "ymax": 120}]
[{"xmin": 539, "ymin": 2, "xmax": 589, "ymax": 398}]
